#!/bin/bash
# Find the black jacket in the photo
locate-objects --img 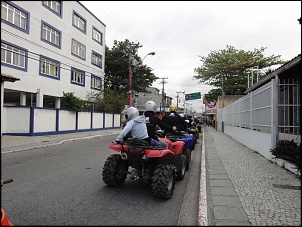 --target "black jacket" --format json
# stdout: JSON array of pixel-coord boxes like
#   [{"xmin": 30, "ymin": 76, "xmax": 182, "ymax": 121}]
[
  {"xmin": 162, "ymin": 112, "xmax": 188, "ymax": 132},
  {"xmin": 145, "ymin": 112, "xmax": 174, "ymax": 141}
]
